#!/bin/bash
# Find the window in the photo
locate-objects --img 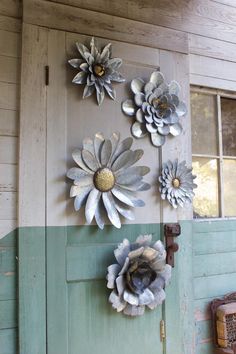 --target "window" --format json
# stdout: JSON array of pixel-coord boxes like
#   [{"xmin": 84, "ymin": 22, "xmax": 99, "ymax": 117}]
[{"xmin": 191, "ymin": 87, "xmax": 236, "ymax": 218}]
